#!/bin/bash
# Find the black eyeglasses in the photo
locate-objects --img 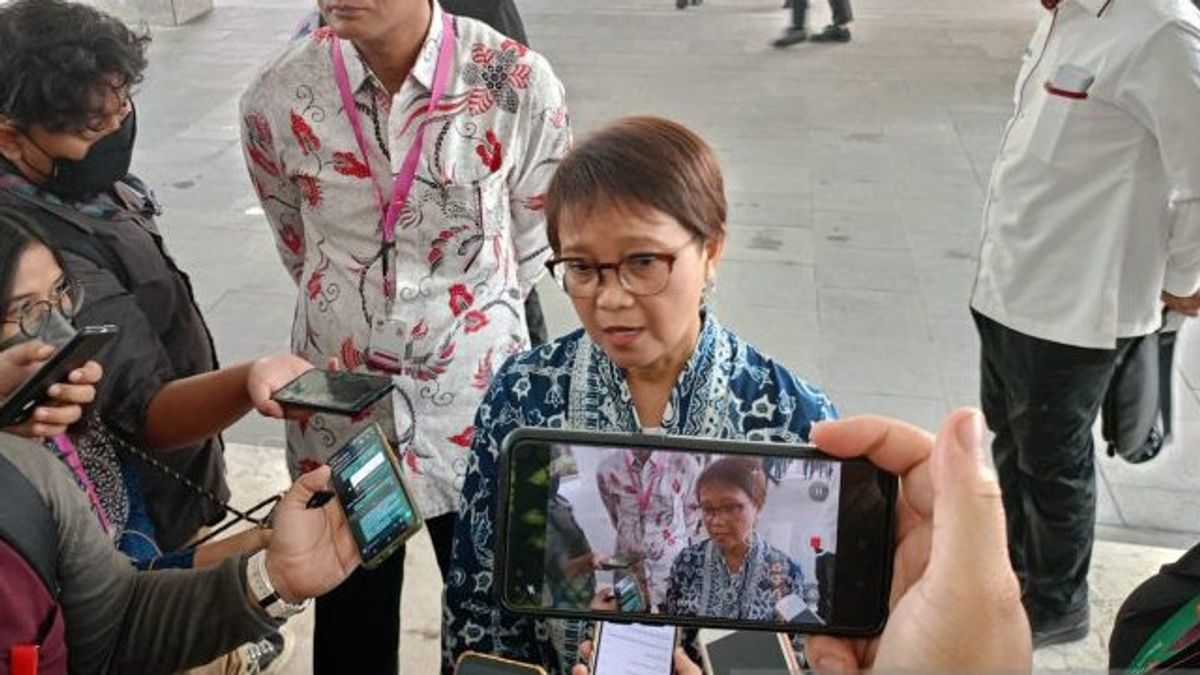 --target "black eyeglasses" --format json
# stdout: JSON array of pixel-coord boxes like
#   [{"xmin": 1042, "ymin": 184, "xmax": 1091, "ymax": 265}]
[
  {"xmin": 545, "ymin": 240, "xmax": 699, "ymax": 299},
  {"xmin": 2, "ymin": 276, "xmax": 84, "ymax": 339}
]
